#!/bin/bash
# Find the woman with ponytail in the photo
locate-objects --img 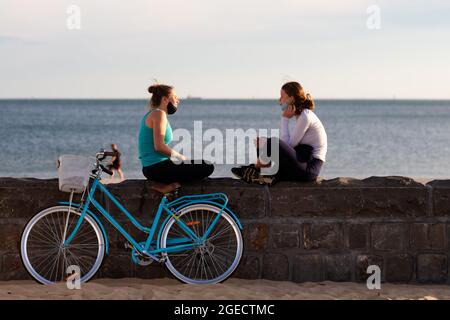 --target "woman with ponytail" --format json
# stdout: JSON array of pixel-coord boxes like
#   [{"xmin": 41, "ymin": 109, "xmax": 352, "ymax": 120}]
[
  {"xmin": 232, "ymin": 81, "xmax": 327, "ymax": 185},
  {"xmin": 138, "ymin": 84, "xmax": 214, "ymax": 192}
]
